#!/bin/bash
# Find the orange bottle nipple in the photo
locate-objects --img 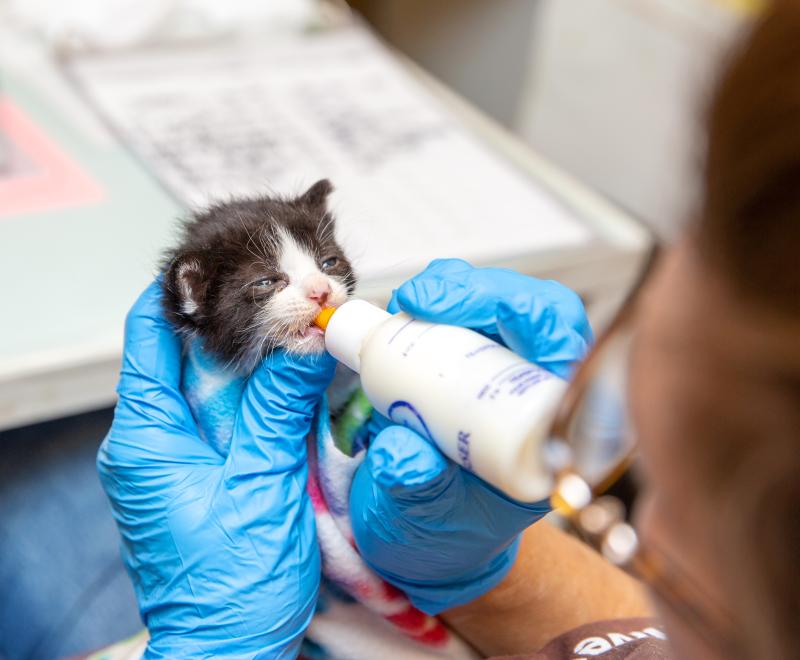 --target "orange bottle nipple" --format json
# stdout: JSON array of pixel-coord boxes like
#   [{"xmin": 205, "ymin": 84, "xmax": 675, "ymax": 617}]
[{"xmin": 314, "ymin": 307, "xmax": 336, "ymax": 330}]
